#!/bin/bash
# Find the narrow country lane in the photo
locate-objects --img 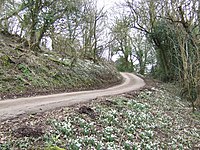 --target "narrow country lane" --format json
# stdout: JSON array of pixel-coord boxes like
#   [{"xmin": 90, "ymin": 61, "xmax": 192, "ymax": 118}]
[{"xmin": 0, "ymin": 73, "xmax": 145, "ymax": 121}]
